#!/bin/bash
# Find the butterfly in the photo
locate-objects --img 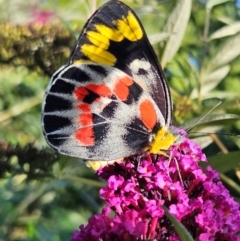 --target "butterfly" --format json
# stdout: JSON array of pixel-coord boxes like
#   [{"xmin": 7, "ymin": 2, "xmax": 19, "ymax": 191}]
[{"xmin": 41, "ymin": 0, "xmax": 176, "ymax": 163}]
